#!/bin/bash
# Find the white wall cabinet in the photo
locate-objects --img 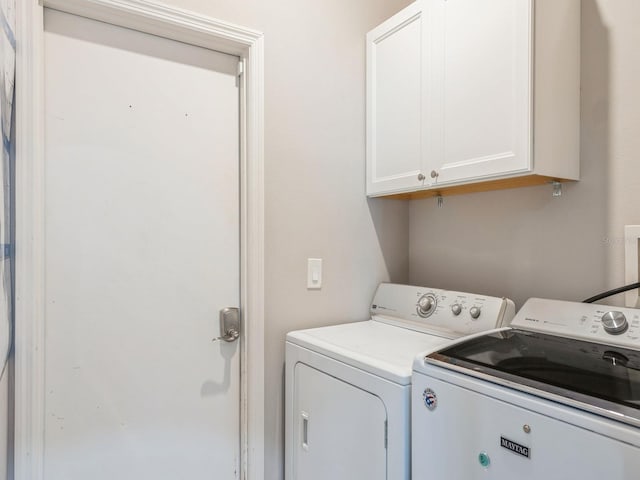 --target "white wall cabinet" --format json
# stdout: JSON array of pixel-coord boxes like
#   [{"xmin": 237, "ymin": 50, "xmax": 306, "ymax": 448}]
[{"xmin": 366, "ymin": 0, "xmax": 580, "ymax": 198}]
